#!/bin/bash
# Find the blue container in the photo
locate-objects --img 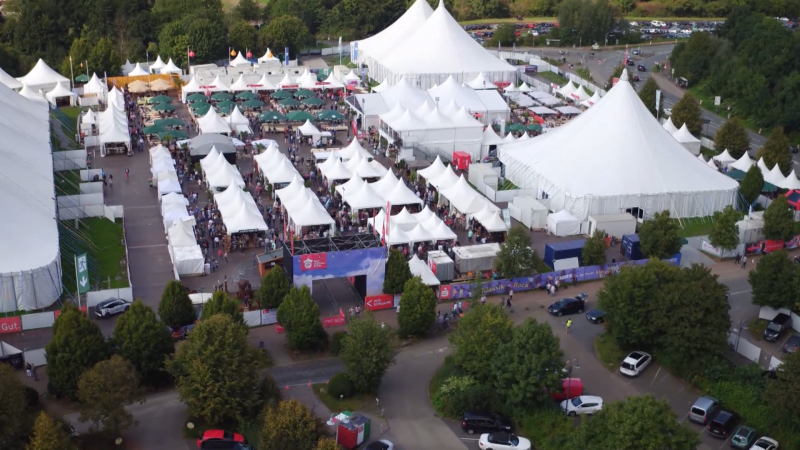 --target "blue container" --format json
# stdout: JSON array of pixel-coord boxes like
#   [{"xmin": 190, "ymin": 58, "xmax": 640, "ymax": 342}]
[
  {"xmin": 544, "ymin": 239, "xmax": 586, "ymax": 268},
  {"xmin": 621, "ymin": 234, "xmax": 642, "ymax": 260}
]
